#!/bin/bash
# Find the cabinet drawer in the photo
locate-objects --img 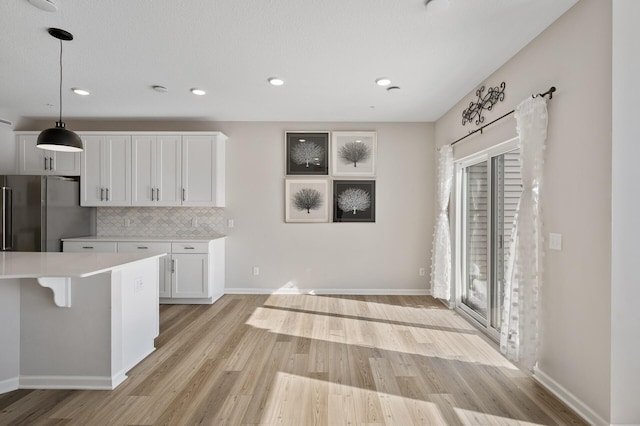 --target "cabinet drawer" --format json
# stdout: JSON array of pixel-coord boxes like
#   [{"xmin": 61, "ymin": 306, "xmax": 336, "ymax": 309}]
[
  {"xmin": 118, "ymin": 242, "xmax": 171, "ymax": 253},
  {"xmin": 171, "ymin": 242, "xmax": 209, "ymax": 254},
  {"xmin": 63, "ymin": 241, "xmax": 118, "ymax": 253}
]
